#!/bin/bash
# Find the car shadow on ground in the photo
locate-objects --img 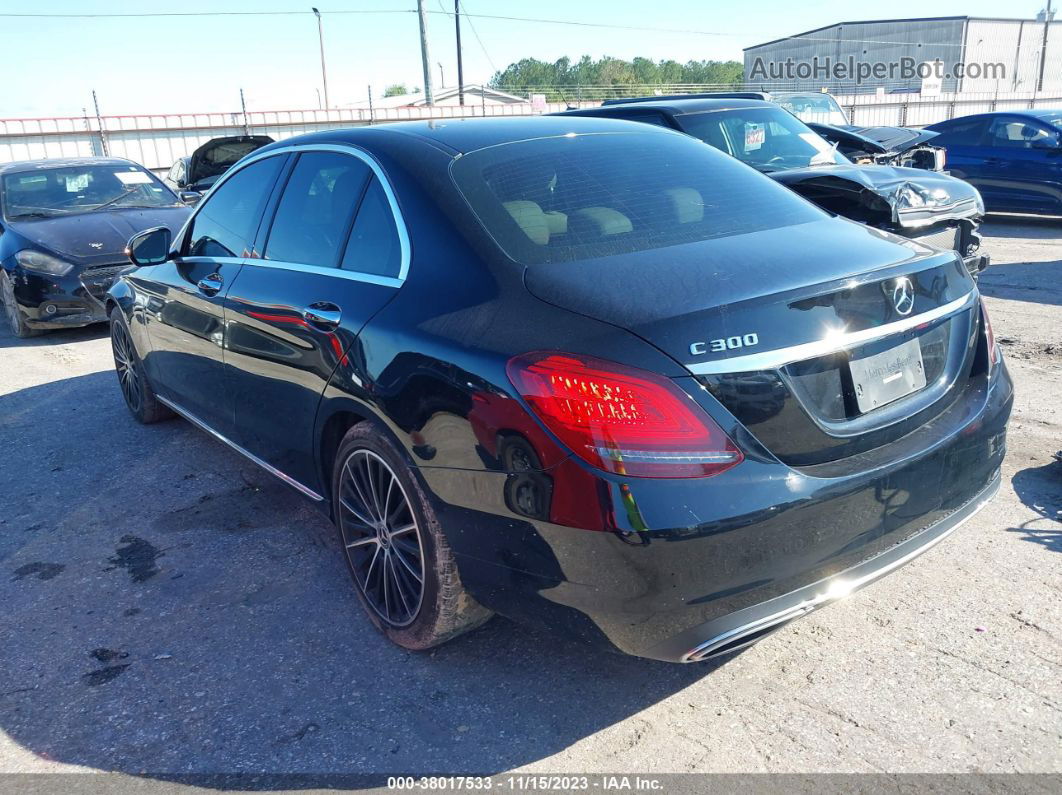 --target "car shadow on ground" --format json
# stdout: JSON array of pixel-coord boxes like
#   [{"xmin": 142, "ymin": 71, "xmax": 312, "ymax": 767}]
[
  {"xmin": 982, "ymin": 215, "xmax": 1062, "ymax": 239},
  {"xmin": 1007, "ymin": 459, "xmax": 1062, "ymax": 554},
  {"xmin": 0, "ymin": 368, "xmax": 719, "ymax": 783},
  {"xmin": 977, "ymin": 260, "xmax": 1062, "ymax": 308},
  {"xmin": 0, "ymin": 322, "xmax": 109, "ymax": 349}
]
